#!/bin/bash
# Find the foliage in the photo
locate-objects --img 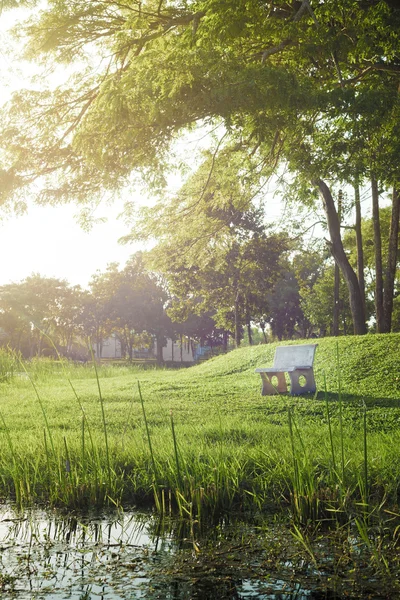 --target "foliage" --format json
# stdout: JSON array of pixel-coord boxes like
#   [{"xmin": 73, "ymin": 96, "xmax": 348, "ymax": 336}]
[
  {"xmin": 0, "ymin": 347, "xmax": 17, "ymax": 383},
  {"xmin": 265, "ymin": 269, "xmax": 305, "ymax": 341},
  {"xmin": 1, "ymin": 1, "xmax": 400, "ymax": 336},
  {"xmin": 0, "ymin": 333, "xmax": 400, "ymax": 517},
  {"xmin": 88, "ymin": 253, "xmax": 172, "ymax": 361},
  {"xmin": 300, "ymin": 264, "xmax": 353, "ymax": 336},
  {"xmin": 344, "ymin": 204, "xmax": 400, "ymax": 297},
  {"xmin": 132, "ymin": 151, "xmax": 290, "ymax": 345},
  {"xmin": 1, "ymin": 1, "xmax": 399, "ymax": 204},
  {"xmin": 0, "ymin": 275, "xmax": 86, "ymax": 358}
]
